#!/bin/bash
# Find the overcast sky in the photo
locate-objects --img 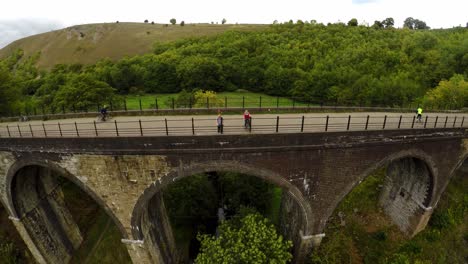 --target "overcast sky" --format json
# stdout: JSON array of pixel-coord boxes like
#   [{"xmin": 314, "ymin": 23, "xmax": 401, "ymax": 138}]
[{"xmin": 1, "ymin": 0, "xmax": 467, "ymax": 48}]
